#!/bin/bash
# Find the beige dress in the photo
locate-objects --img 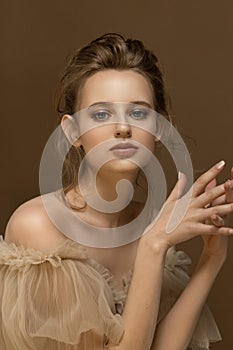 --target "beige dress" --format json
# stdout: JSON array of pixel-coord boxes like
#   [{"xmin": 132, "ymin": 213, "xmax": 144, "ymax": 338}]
[{"xmin": 0, "ymin": 236, "xmax": 221, "ymax": 350}]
